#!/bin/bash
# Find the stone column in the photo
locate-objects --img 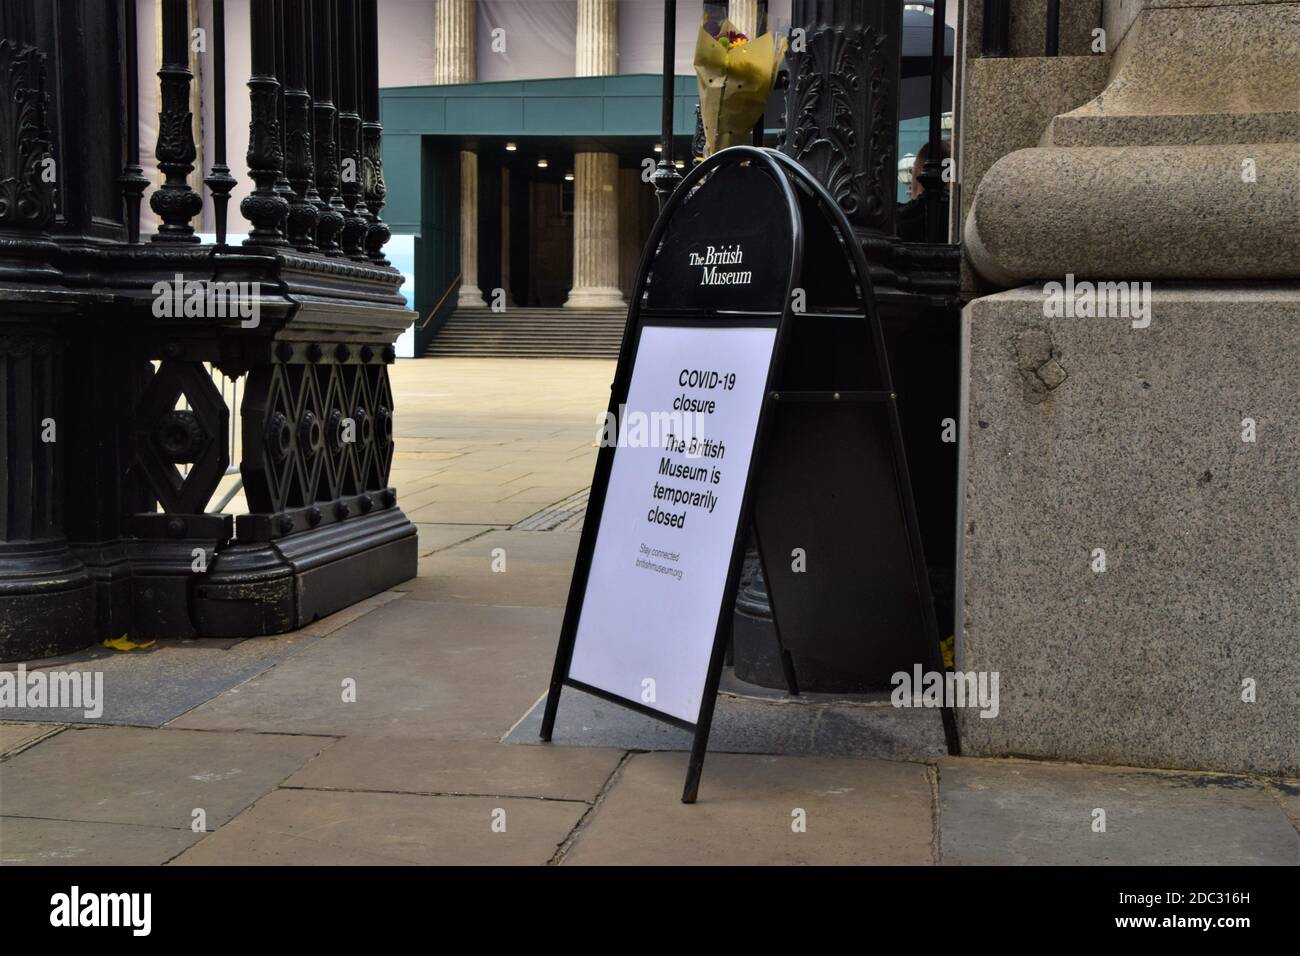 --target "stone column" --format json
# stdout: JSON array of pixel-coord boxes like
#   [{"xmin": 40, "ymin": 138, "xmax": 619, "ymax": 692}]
[
  {"xmin": 566, "ymin": 152, "xmax": 624, "ymax": 309},
  {"xmin": 728, "ymin": 0, "xmax": 759, "ymax": 35},
  {"xmin": 435, "ymin": 1, "xmax": 483, "ymax": 308},
  {"xmin": 575, "ymin": 0, "xmax": 618, "ymax": 75},
  {"xmin": 565, "ymin": 0, "xmax": 624, "ymax": 309},
  {"xmin": 617, "ymin": 165, "xmax": 643, "ymax": 298},
  {"xmin": 456, "ymin": 149, "xmax": 485, "ymax": 308},
  {"xmin": 434, "ymin": 0, "xmax": 475, "ymax": 84},
  {"xmin": 500, "ymin": 167, "xmax": 514, "ymax": 306}
]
